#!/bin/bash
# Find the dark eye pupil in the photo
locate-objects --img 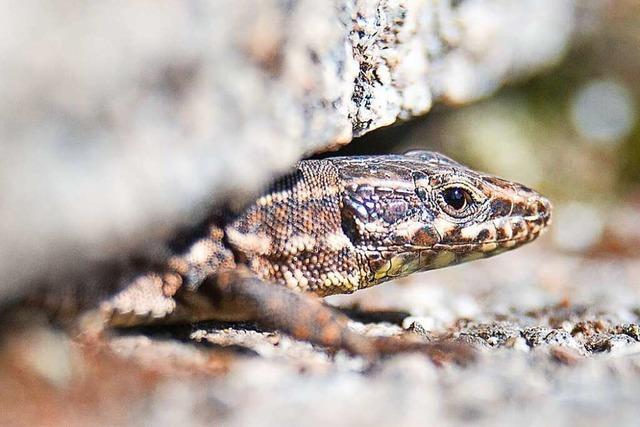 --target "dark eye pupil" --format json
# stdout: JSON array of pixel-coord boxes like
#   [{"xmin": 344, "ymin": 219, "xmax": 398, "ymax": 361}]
[{"xmin": 443, "ymin": 188, "xmax": 467, "ymax": 210}]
